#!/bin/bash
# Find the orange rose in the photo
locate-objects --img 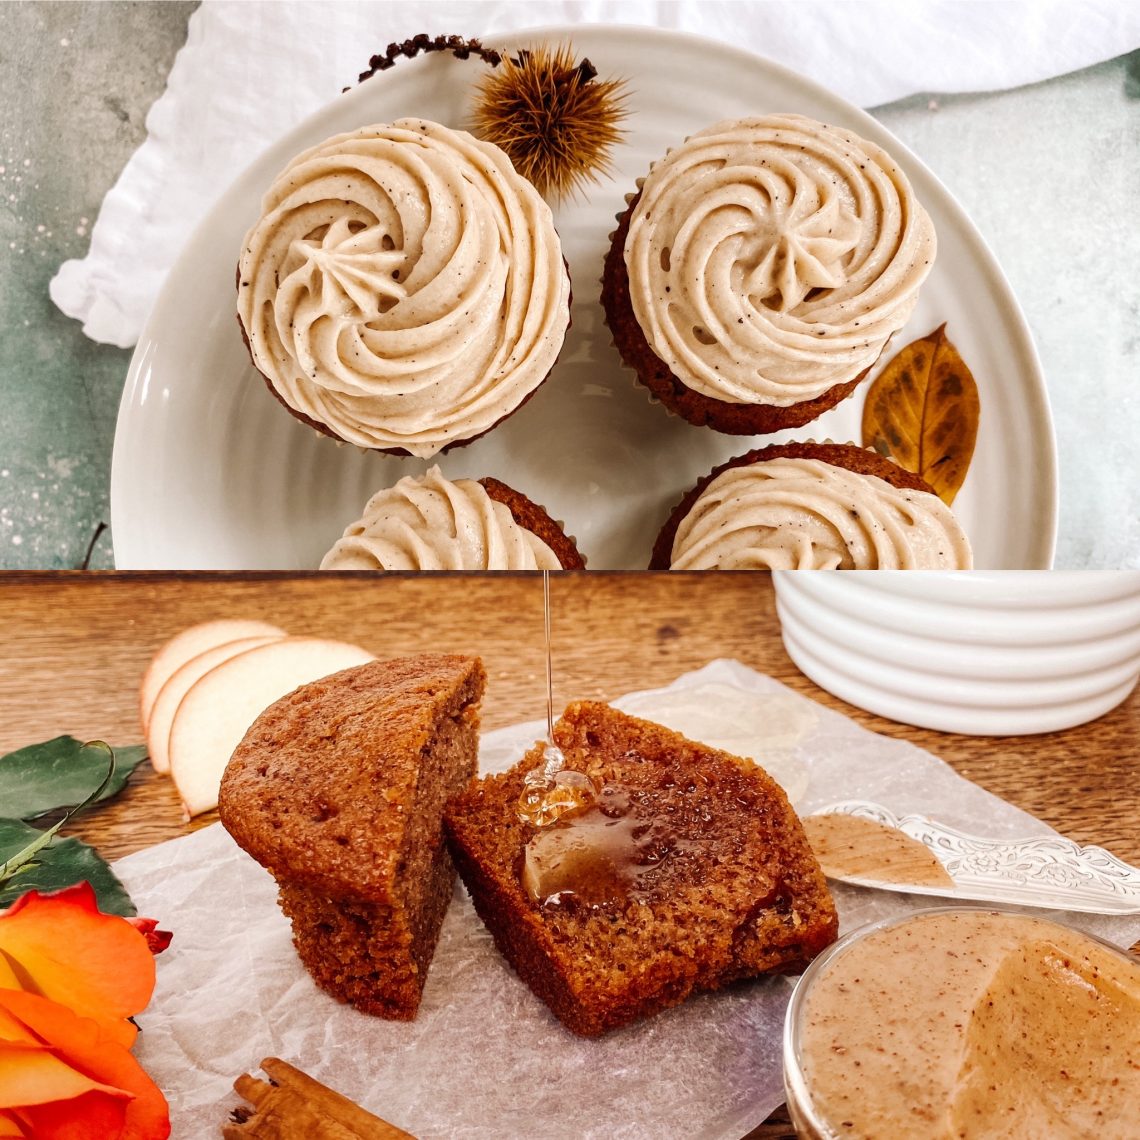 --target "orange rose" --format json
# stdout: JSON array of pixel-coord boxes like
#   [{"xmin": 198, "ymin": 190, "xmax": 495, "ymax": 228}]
[
  {"xmin": 0, "ymin": 989, "xmax": 169, "ymax": 1138},
  {"xmin": 0, "ymin": 883, "xmax": 171, "ymax": 1139}
]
